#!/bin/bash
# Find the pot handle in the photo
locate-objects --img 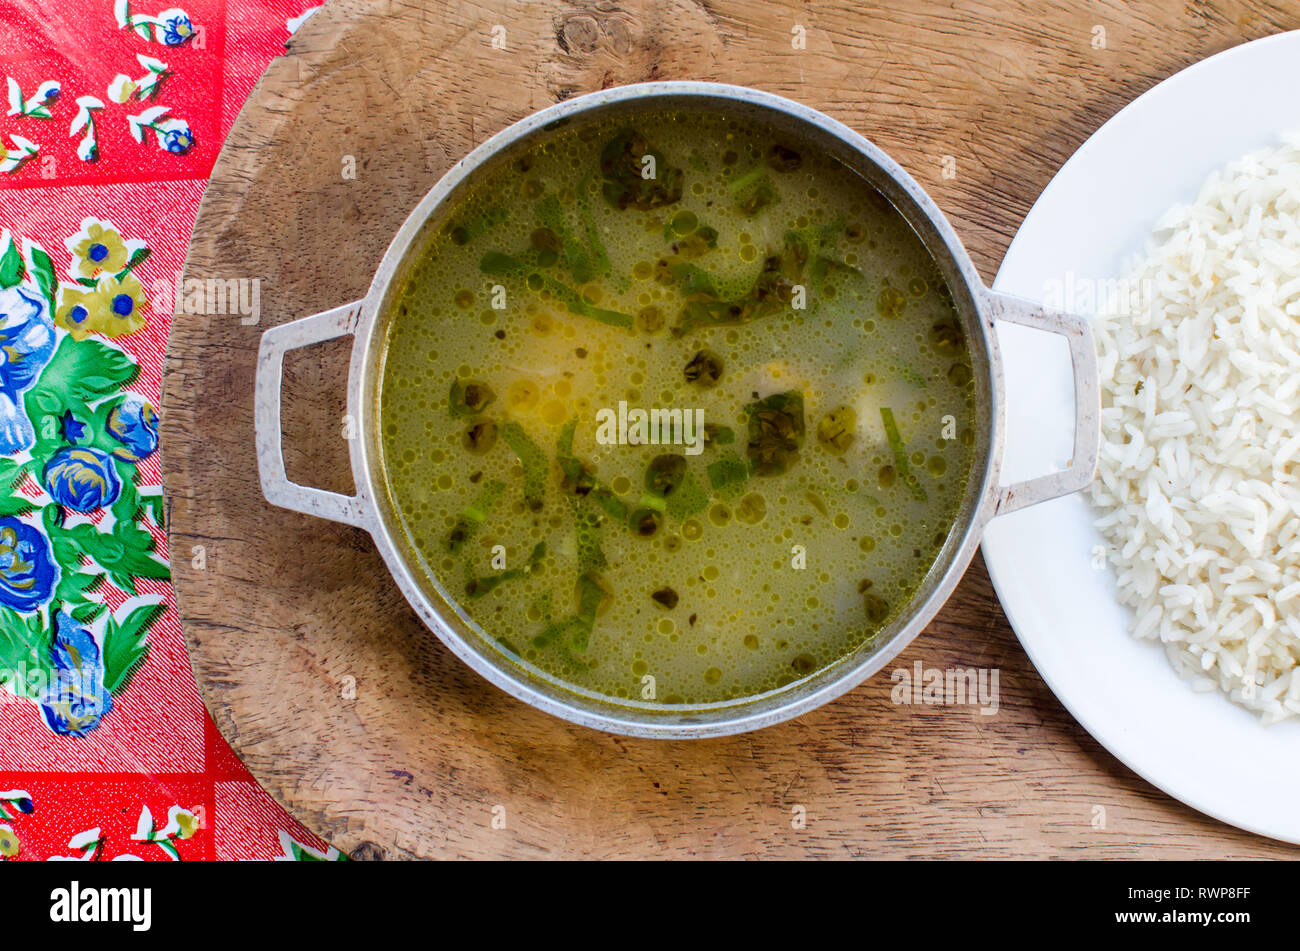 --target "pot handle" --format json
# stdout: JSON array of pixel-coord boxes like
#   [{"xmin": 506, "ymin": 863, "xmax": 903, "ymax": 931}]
[
  {"xmin": 983, "ymin": 289, "xmax": 1100, "ymax": 516},
  {"xmin": 255, "ymin": 301, "xmax": 371, "ymax": 529}
]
